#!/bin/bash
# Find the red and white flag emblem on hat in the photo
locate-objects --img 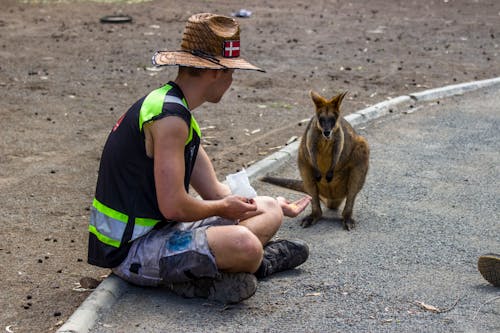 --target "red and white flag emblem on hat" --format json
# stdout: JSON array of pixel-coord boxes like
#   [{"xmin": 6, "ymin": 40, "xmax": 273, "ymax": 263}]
[{"xmin": 223, "ymin": 40, "xmax": 240, "ymax": 58}]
